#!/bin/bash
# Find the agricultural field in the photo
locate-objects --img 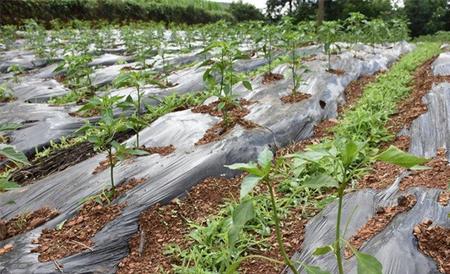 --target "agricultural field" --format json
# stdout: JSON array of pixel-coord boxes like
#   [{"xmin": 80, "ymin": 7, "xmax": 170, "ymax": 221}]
[{"xmin": 0, "ymin": 14, "xmax": 449, "ymax": 274}]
